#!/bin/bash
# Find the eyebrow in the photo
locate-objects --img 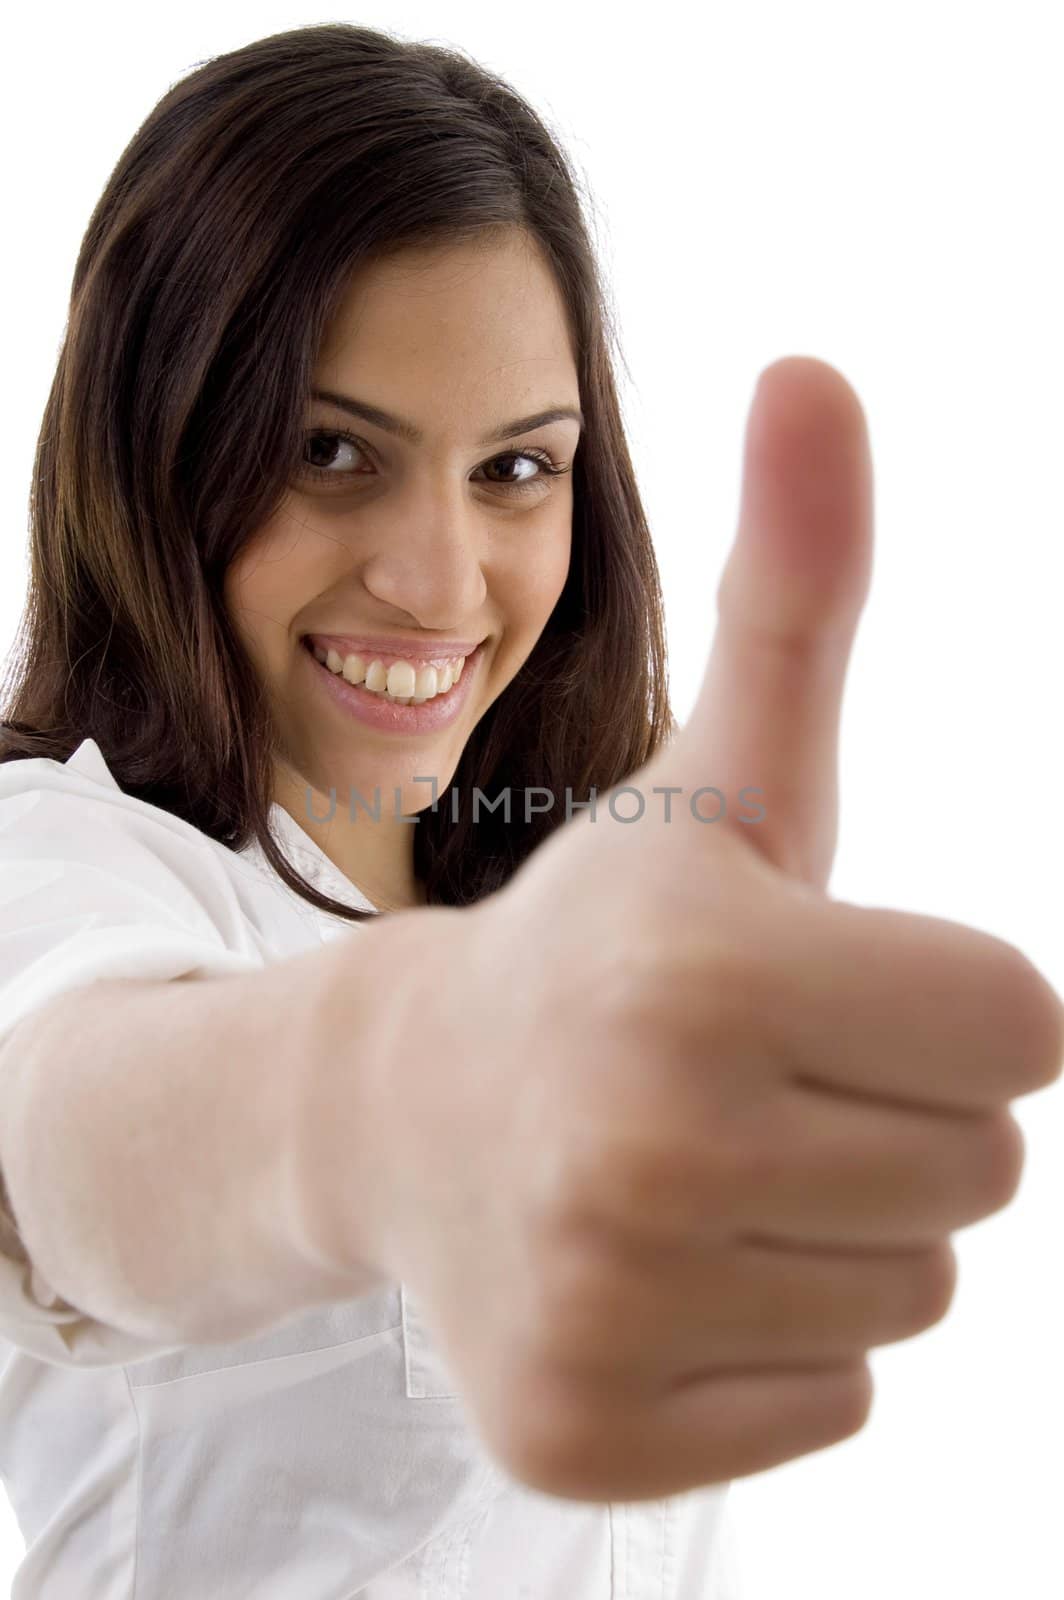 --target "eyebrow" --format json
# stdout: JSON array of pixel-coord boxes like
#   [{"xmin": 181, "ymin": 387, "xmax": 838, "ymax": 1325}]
[{"xmin": 310, "ymin": 388, "xmax": 585, "ymax": 447}]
